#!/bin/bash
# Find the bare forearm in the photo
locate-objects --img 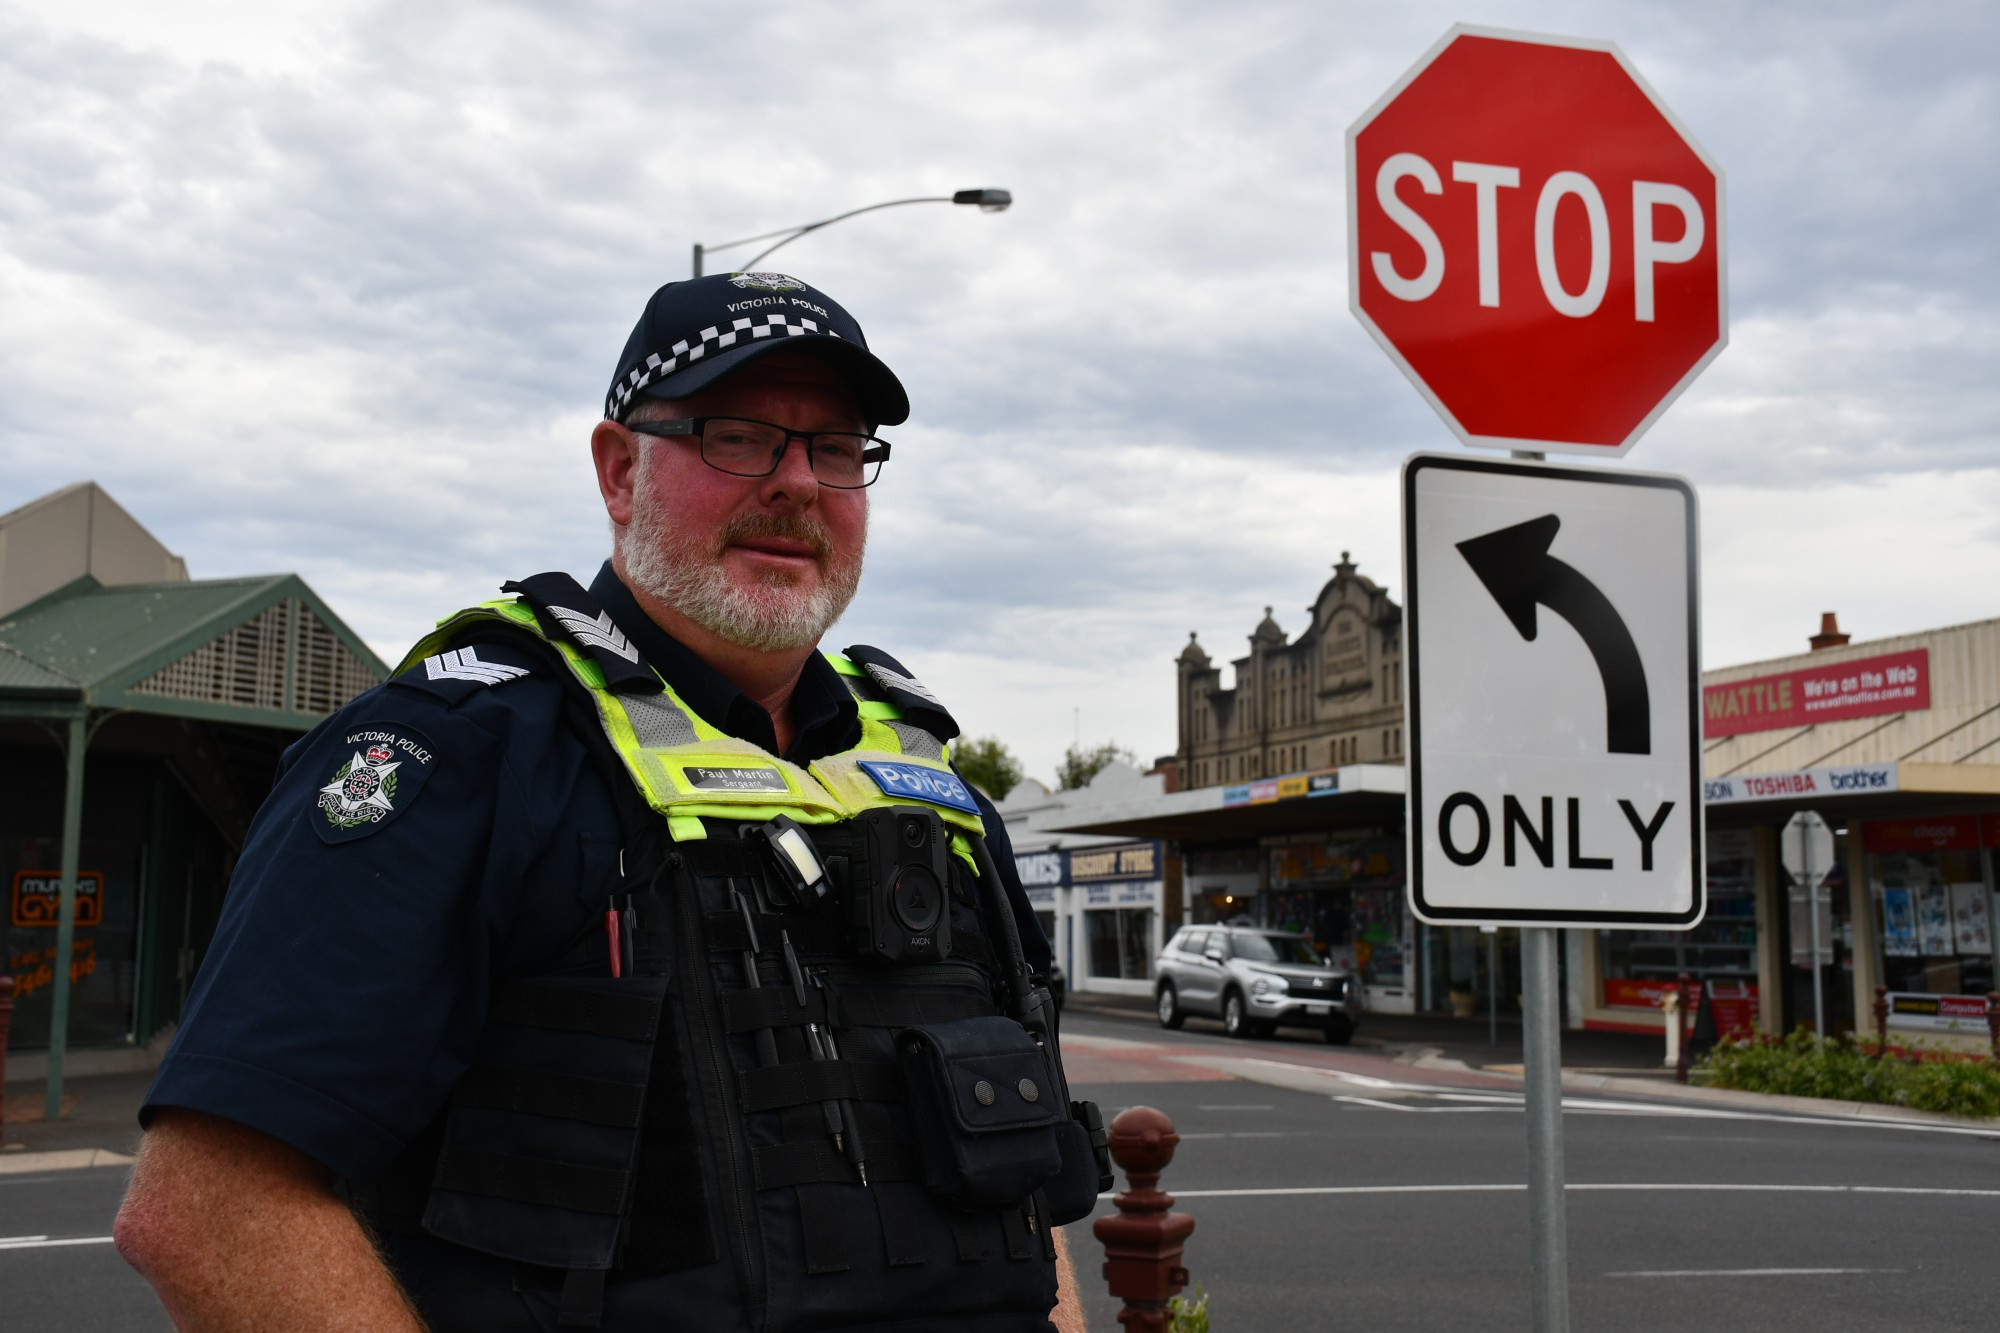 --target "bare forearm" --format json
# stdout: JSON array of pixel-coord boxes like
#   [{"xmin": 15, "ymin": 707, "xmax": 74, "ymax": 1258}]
[{"xmin": 117, "ymin": 1110, "xmax": 424, "ymax": 1332}]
